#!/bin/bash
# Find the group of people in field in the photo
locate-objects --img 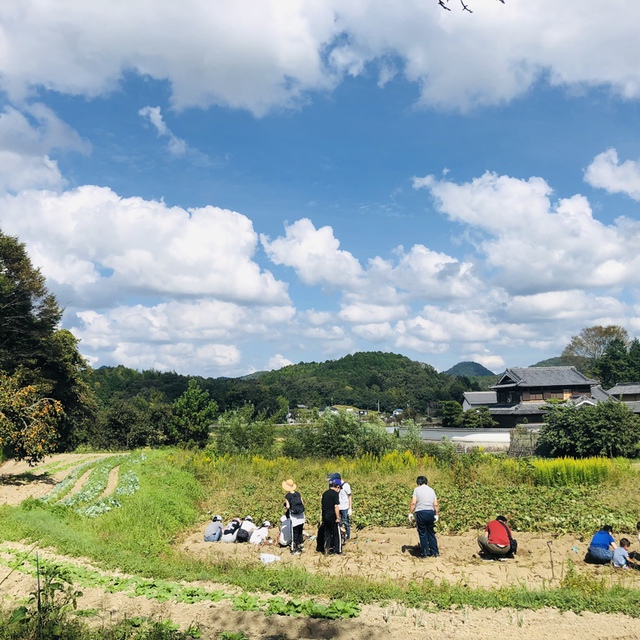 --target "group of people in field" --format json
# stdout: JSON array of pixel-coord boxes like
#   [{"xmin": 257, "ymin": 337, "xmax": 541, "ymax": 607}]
[{"xmin": 204, "ymin": 475, "xmax": 639, "ymax": 568}]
